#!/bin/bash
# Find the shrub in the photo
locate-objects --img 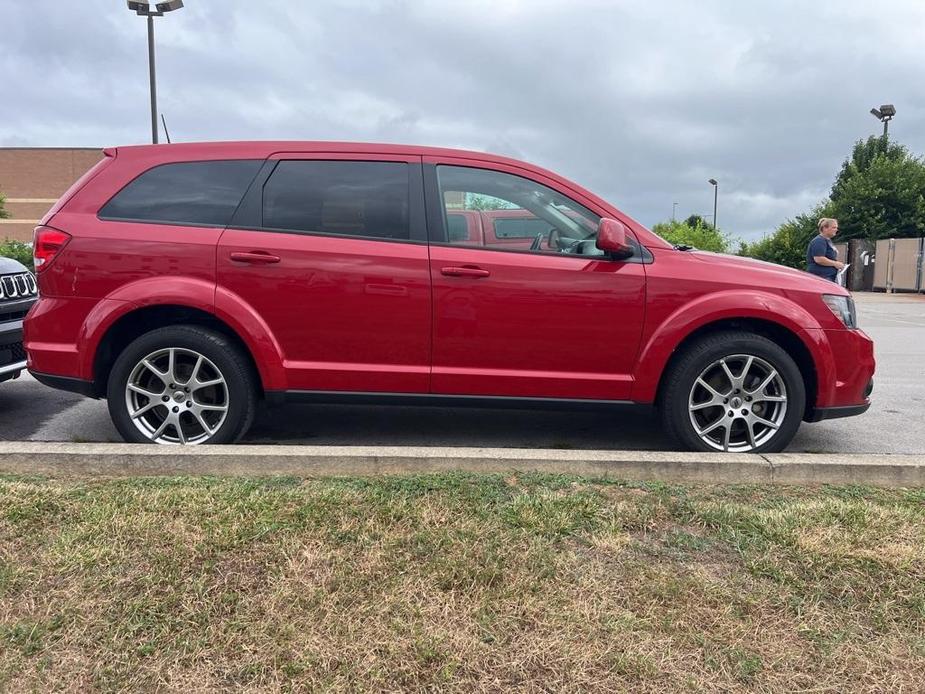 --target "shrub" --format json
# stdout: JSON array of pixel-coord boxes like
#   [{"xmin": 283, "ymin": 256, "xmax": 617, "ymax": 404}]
[
  {"xmin": 651, "ymin": 219, "xmax": 731, "ymax": 253},
  {"xmin": 0, "ymin": 239, "xmax": 34, "ymax": 272}
]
